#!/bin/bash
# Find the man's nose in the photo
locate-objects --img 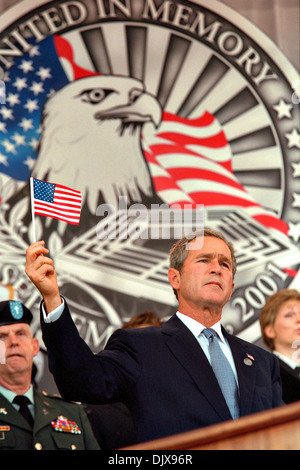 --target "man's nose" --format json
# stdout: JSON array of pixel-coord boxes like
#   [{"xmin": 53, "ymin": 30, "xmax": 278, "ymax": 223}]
[
  {"xmin": 8, "ymin": 333, "xmax": 19, "ymax": 346},
  {"xmin": 209, "ymin": 259, "xmax": 222, "ymax": 274}
]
